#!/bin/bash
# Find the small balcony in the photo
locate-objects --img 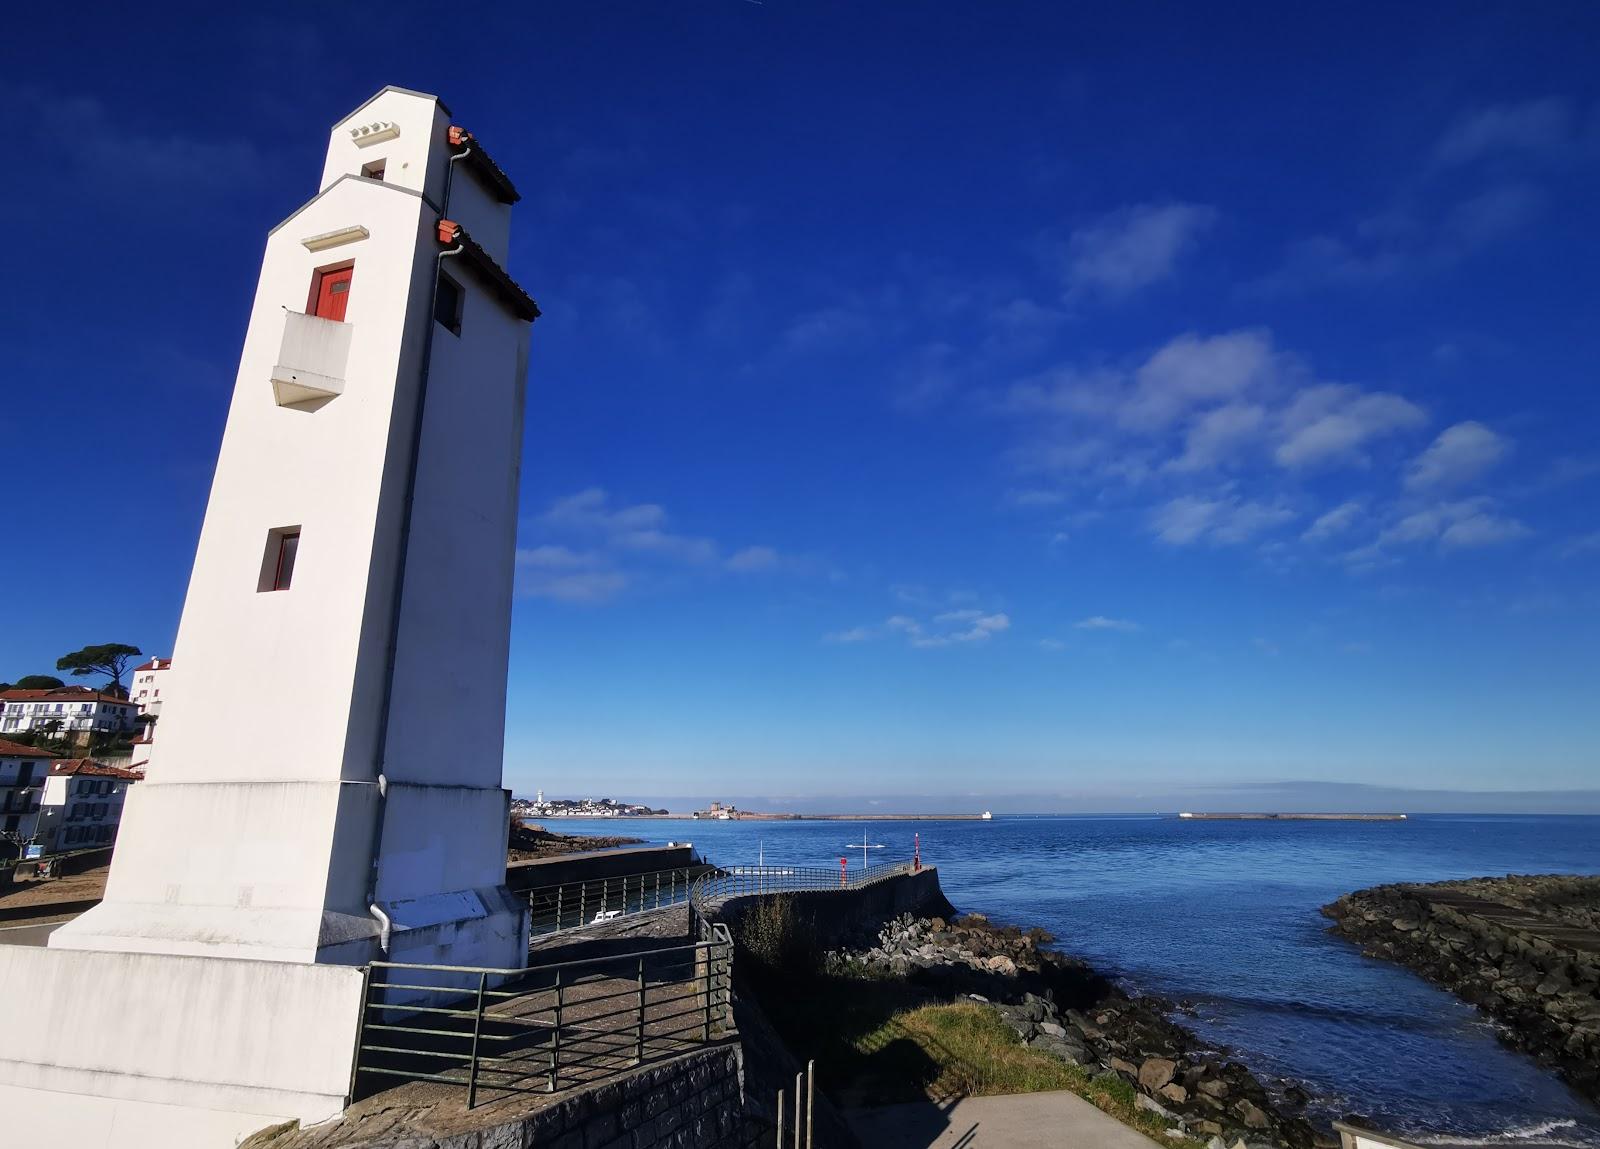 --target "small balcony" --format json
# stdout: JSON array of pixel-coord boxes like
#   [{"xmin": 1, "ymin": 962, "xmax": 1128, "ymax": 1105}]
[{"xmin": 271, "ymin": 311, "xmax": 353, "ymax": 408}]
